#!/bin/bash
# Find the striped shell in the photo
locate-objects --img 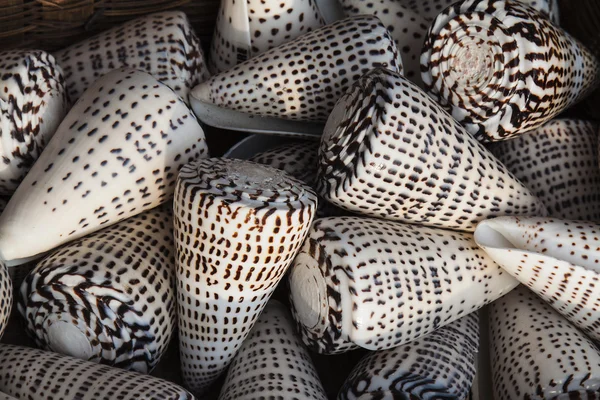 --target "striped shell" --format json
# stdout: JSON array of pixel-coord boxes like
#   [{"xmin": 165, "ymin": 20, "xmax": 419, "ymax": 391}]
[
  {"xmin": 174, "ymin": 158, "xmax": 317, "ymax": 395},
  {"xmin": 338, "ymin": 312, "xmax": 479, "ymax": 399},
  {"xmin": 54, "ymin": 11, "xmax": 209, "ymax": 103},
  {"xmin": 317, "ymin": 68, "xmax": 547, "ymax": 232},
  {"xmin": 18, "ymin": 208, "xmax": 176, "ymax": 373},
  {"xmin": 288, "ymin": 216, "xmax": 518, "ymax": 354},
  {"xmin": 489, "ymin": 285, "xmax": 600, "ymax": 400},
  {"xmin": 475, "ymin": 216, "xmax": 600, "ymax": 342},
  {"xmin": 421, "ymin": 0, "xmax": 600, "ymax": 141},
  {"xmin": 0, "ymin": 344, "xmax": 194, "ymax": 399},
  {"xmin": 489, "ymin": 119, "xmax": 600, "ymax": 220},
  {"xmin": 218, "ymin": 300, "xmax": 327, "ymax": 400},
  {"xmin": 0, "ymin": 50, "xmax": 69, "ymax": 195},
  {"xmin": 0, "ymin": 68, "xmax": 208, "ymax": 263}
]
